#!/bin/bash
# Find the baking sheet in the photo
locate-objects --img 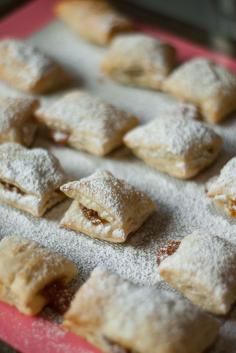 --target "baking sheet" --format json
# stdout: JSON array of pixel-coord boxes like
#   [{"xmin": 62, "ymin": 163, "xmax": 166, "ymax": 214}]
[{"xmin": 0, "ymin": 8, "xmax": 236, "ymax": 353}]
